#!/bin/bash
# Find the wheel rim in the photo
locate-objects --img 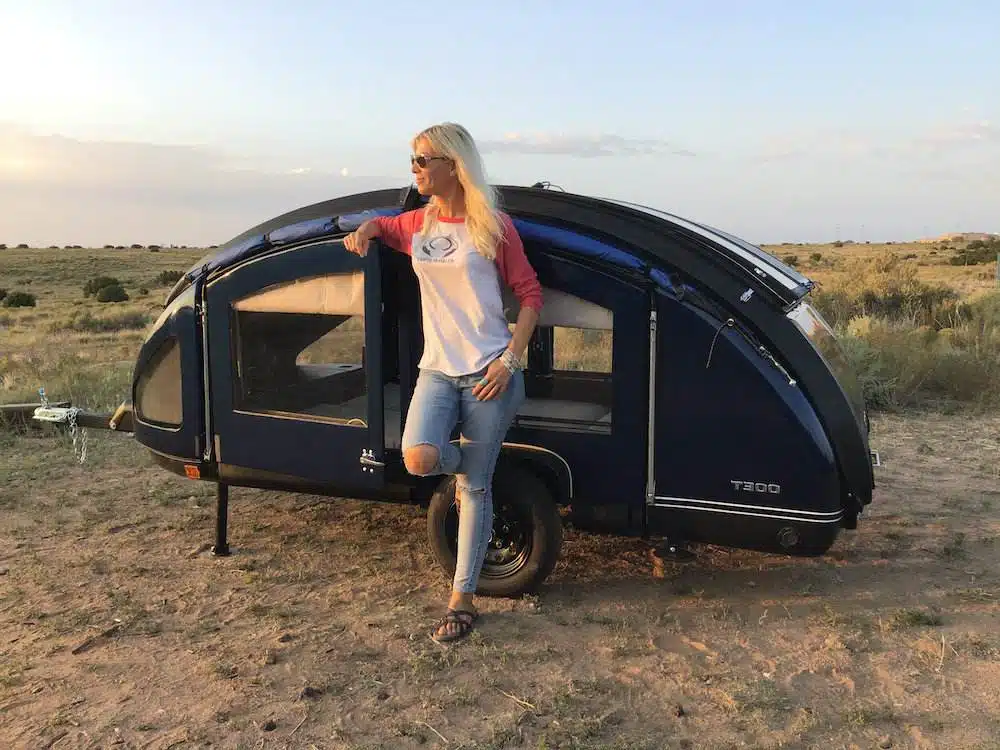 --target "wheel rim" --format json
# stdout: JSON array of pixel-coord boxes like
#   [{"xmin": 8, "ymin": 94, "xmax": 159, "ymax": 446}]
[{"xmin": 444, "ymin": 496, "xmax": 533, "ymax": 579}]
